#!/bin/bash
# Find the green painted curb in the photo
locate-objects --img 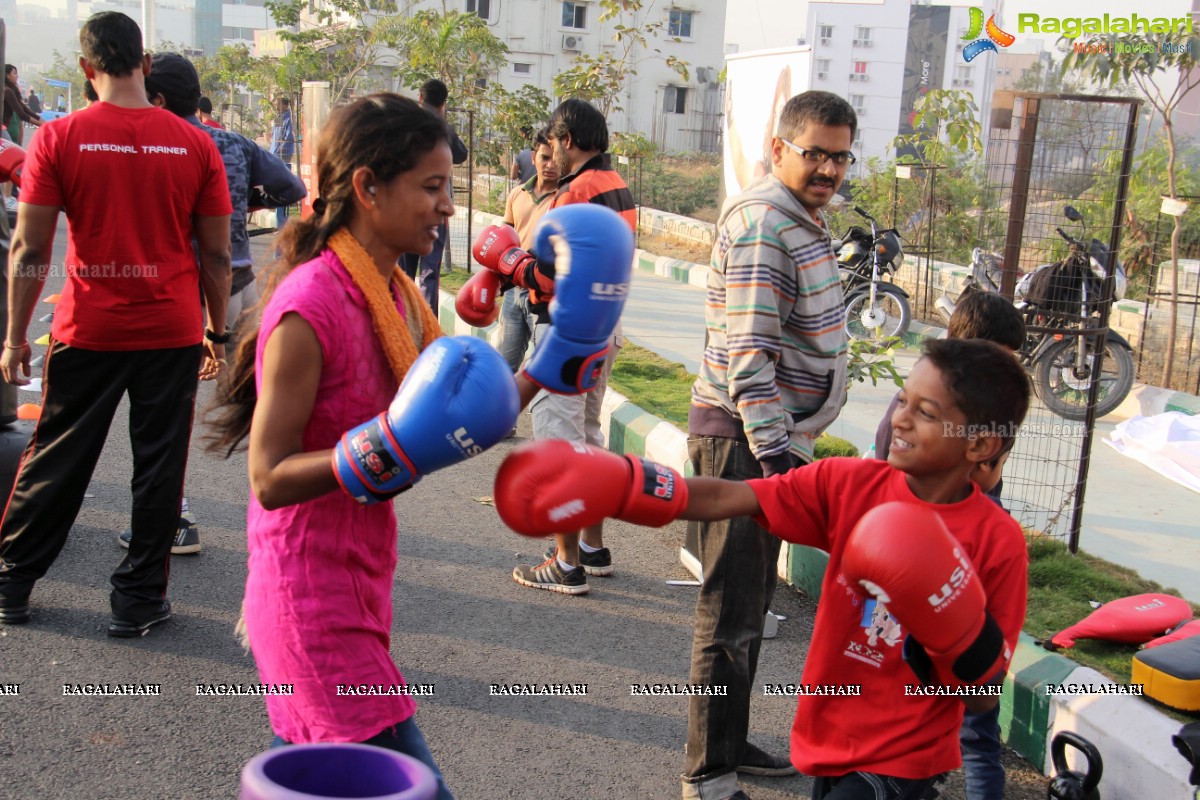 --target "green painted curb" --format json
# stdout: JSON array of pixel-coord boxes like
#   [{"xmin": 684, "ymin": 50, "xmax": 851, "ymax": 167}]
[
  {"xmin": 609, "ymin": 402, "xmax": 656, "ymax": 456},
  {"xmin": 786, "ymin": 545, "xmax": 829, "ymax": 602},
  {"xmin": 1002, "ymin": 633, "xmax": 1078, "ymax": 769}
]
